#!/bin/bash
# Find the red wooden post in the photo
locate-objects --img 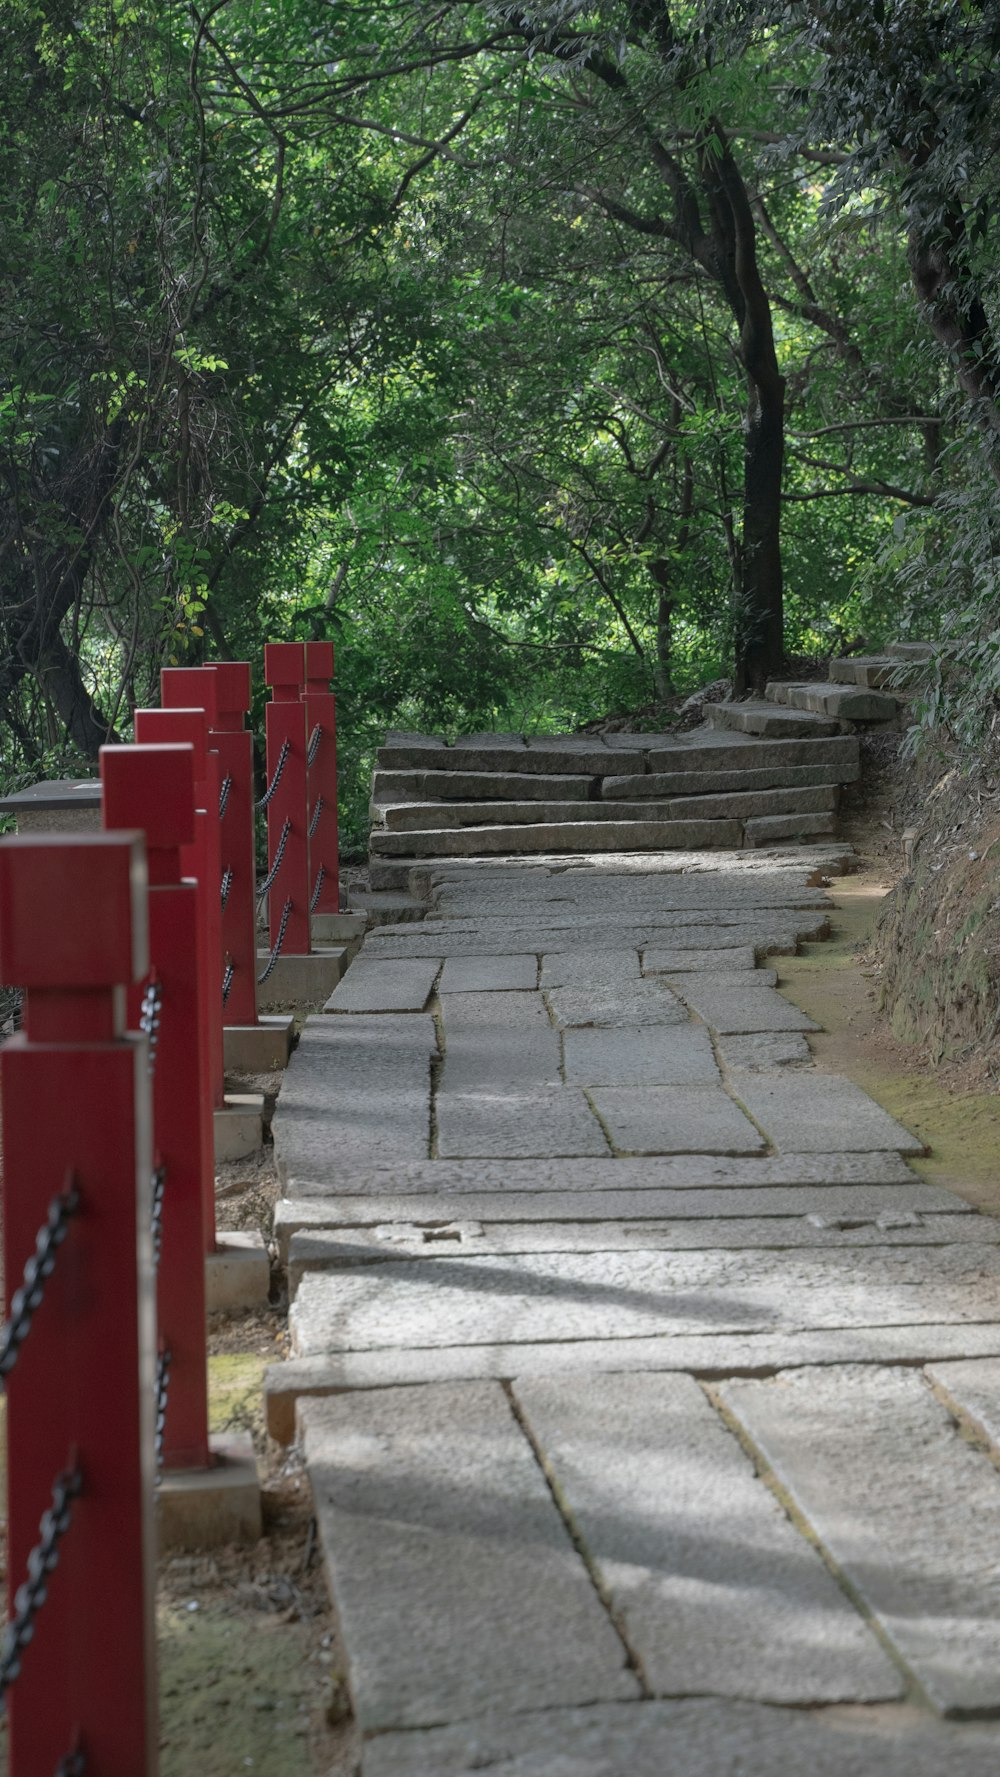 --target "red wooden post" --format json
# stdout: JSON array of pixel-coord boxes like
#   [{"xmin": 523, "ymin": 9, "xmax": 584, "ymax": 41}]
[
  {"xmin": 161, "ymin": 665, "xmax": 259, "ymax": 1029},
  {"xmin": 262, "ymin": 643, "xmax": 310, "ymax": 959},
  {"xmin": 134, "ymin": 708, "xmax": 219, "ymax": 1253},
  {"xmin": 0, "ymin": 832, "xmax": 158, "ymax": 1774},
  {"xmin": 101, "ymin": 744, "xmax": 211, "ymax": 1472},
  {"xmin": 302, "ymin": 640, "xmax": 340, "ymax": 916}
]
